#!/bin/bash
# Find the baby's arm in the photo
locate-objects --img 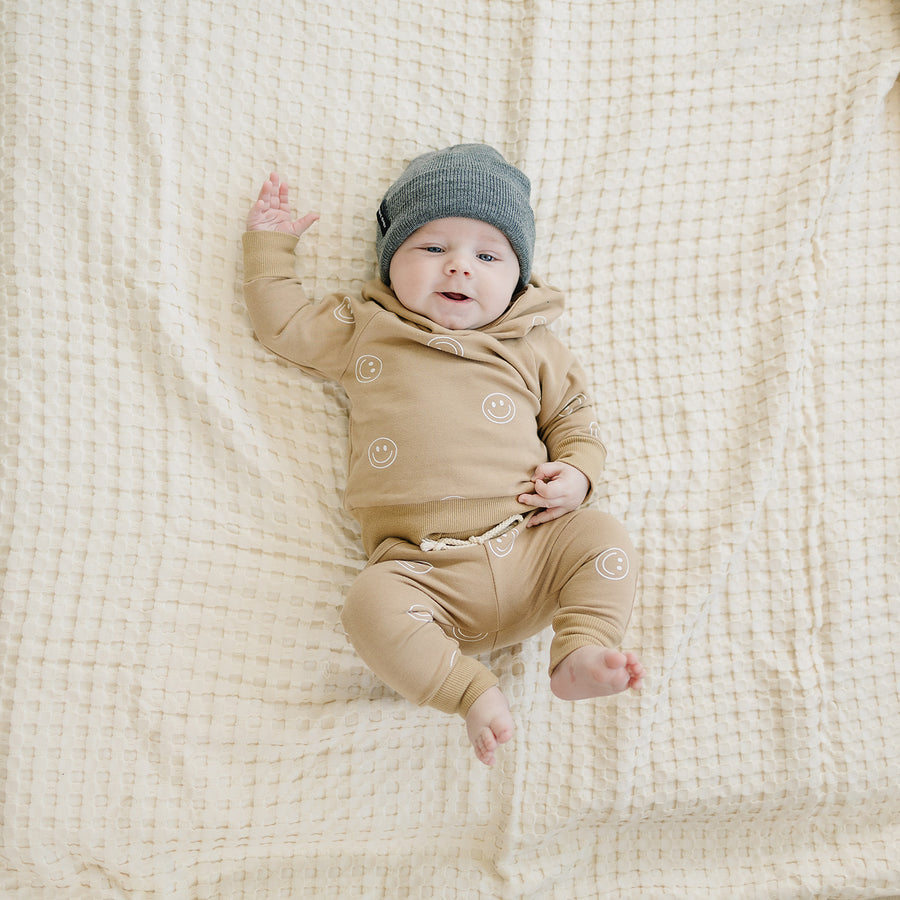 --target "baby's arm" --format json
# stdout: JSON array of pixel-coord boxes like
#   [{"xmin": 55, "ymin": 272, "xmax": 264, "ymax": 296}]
[
  {"xmin": 518, "ymin": 461, "xmax": 589, "ymax": 527},
  {"xmin": 242, "ymin": 175, "xmax": 350, "ymax": 381},
  {"xmin": 522, "ymin": 332, "xmax": 607, "ymax": 526},
  {"xmin": 247, "ymin": 172, "xmax": 319, "ymax": 236}
]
